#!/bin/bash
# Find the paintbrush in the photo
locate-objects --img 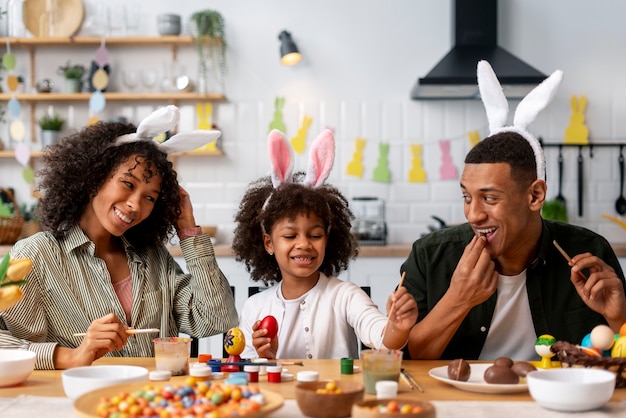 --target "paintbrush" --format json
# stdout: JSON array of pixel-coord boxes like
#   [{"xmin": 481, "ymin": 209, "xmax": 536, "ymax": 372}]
[
  {"xmin": 73, "ymin": 328, "xmax": 160, "ymax": 337},
  {"xmin": 207, "ymin": 361, "xmax": 304, "ymax": 367},
  {"xmin": 401, "ymin": 368, "xmax": 424, "ymax": 392},
  {"xmin": 553, "ymin": 240, "xmax": 588, "ymax": 280},
  {"xmin": 387, "ymin": 271, "xmax": 406, "ymax": 319}
]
